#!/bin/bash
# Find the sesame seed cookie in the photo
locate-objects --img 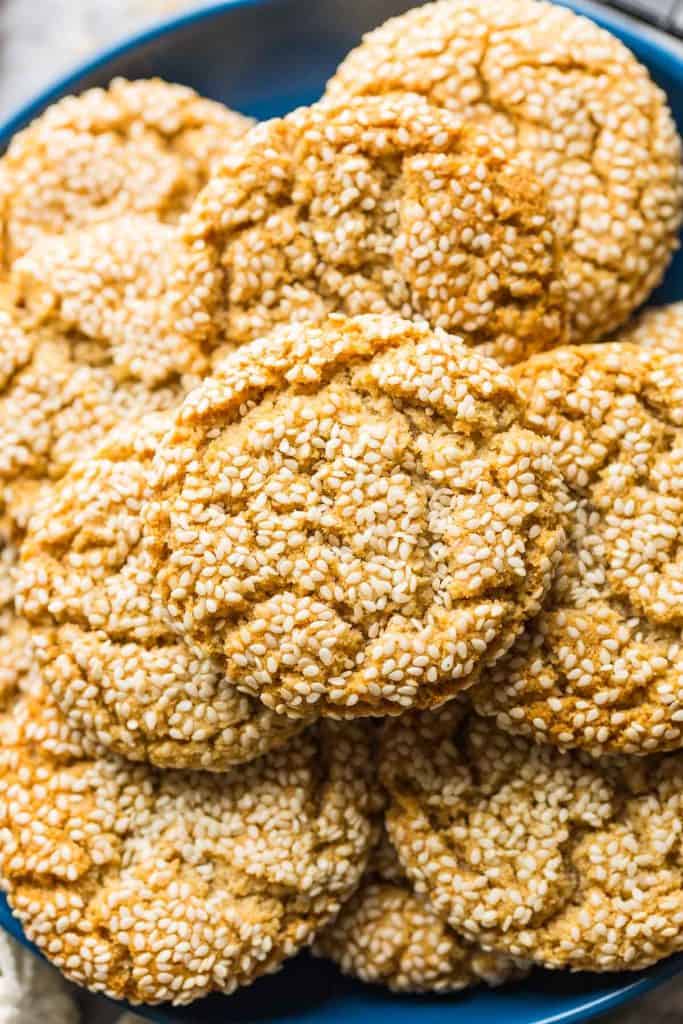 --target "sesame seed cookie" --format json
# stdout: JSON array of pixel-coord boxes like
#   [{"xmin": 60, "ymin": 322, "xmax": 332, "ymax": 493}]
[
  {"xmin": 382, "ymin": 703, "xmax": 683, "ymax": 972},
  {"xmin": 326, "ymin": 0, "xmax": 683, "ymax": 343},
  {"xmin": 470, "ymin": 343, "xmax": 683, "ymax": 755},
  {"xmin": 145, "ymin": 313, "xmax": 568, "ymax": 718},
  {"xmin": 16, "ymin": 413, "xmax": 308, "ymax": 769},
  {"xmin": 12, "ymin": 215, "xmax": 221, "ymax": 386},
  {"xmin": 0, "ymin": 315, "xmax": 182, "ymax": 542},
  {"xmin": 0, "ymin": 78, "xmax": 252, "ymax": 265},
  {"xmin": 315, "ymin": 824, "xmax": 527, "ymax": 992},
  {"xmin": 0, "ymin": 208, "xmax": 220, "ymax": 540},
  {"xmin": 183, "ymin": 92, "xmax": 566, "ymax": 365},
  {"xmin": 615, "ymin": 302, "xmax": 683, "ymax": 354},
  {"xmin": 0, "ymin": 683, "xmax": 375, "ymax": 1004}
]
